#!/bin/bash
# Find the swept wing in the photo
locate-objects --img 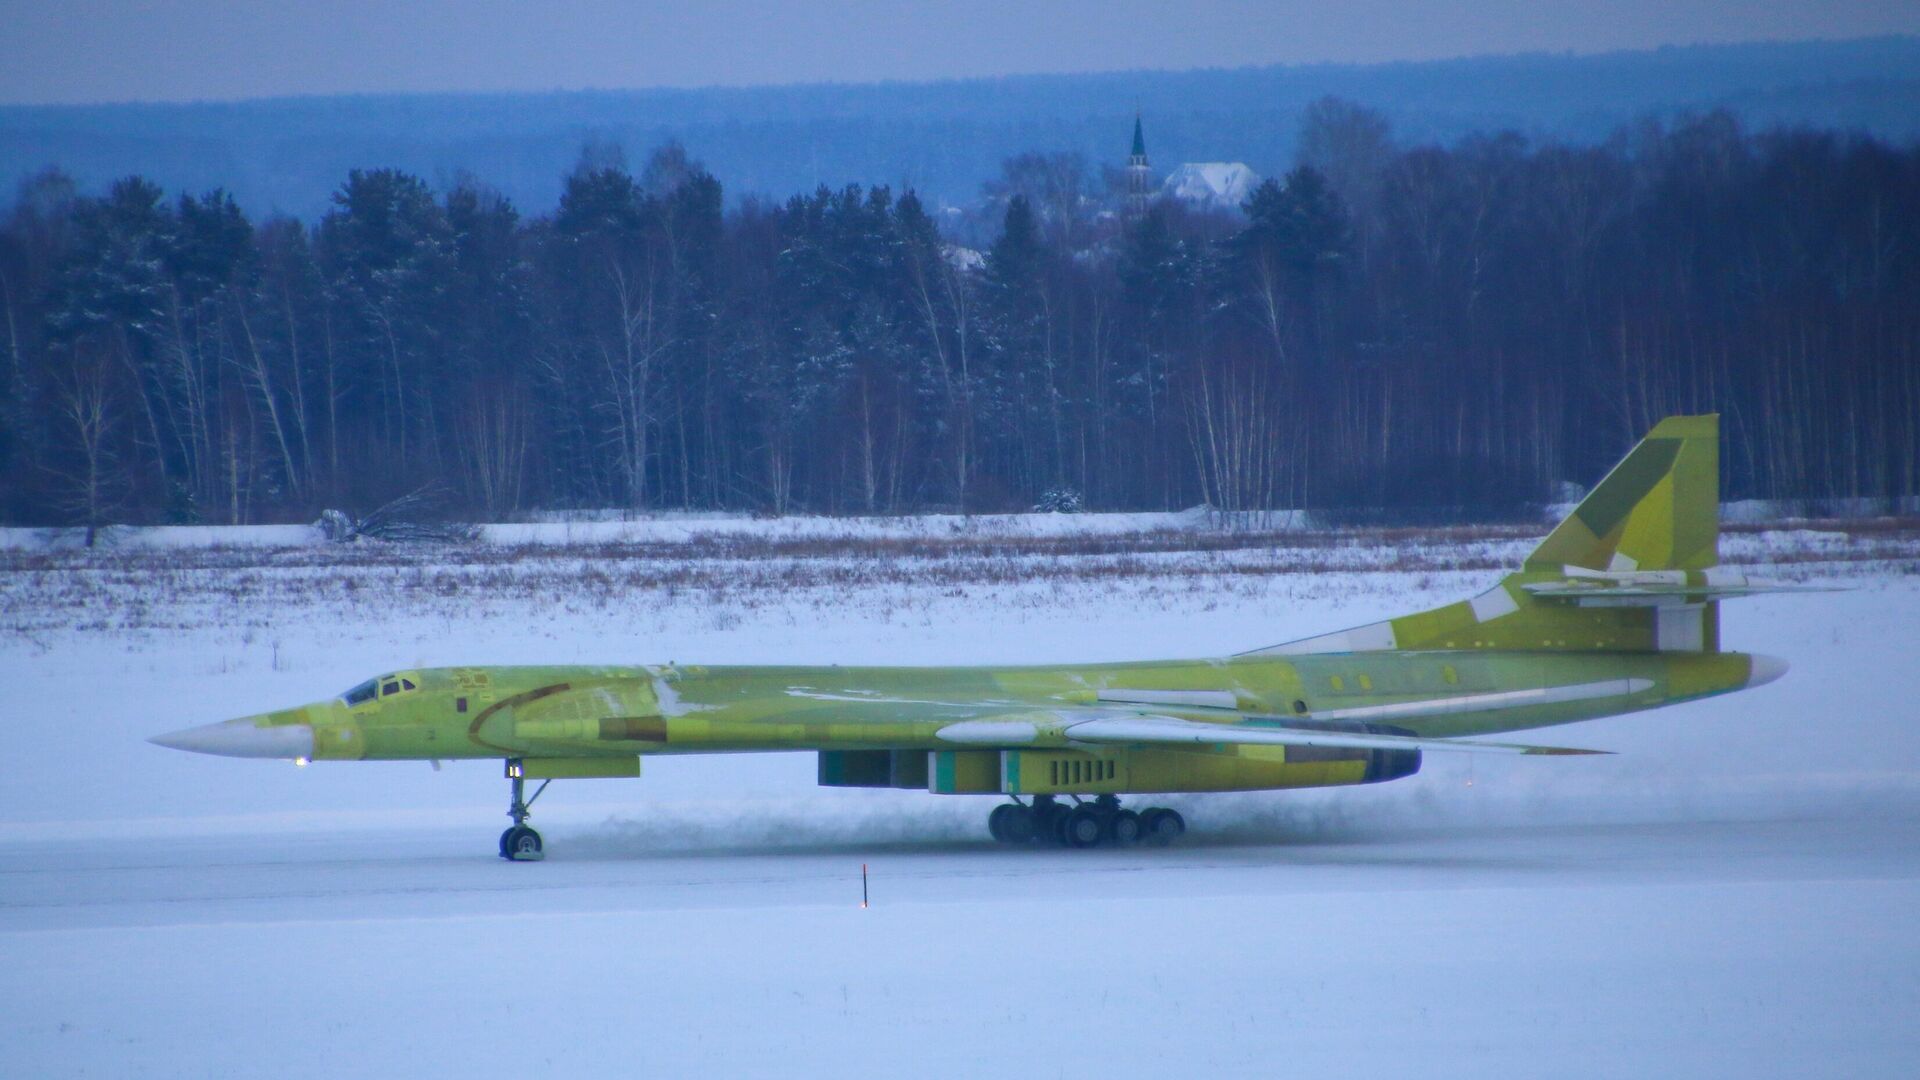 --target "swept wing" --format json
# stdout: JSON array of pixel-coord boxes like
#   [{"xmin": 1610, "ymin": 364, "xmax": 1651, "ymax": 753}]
[{"xmin": 935, "ymin": 710, "xmax": 1606, "ymax": 756}]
